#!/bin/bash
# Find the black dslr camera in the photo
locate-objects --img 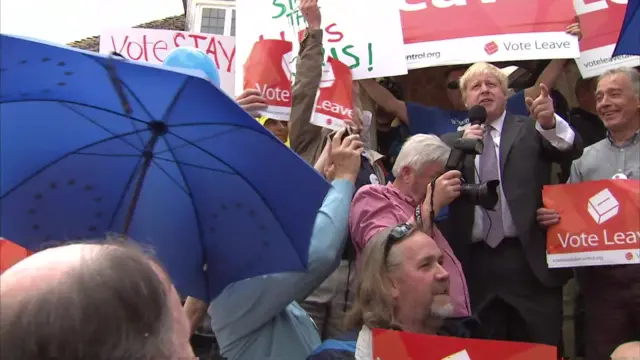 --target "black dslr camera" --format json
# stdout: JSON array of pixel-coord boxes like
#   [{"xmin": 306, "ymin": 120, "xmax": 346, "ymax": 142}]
[{"xmin": 443, "ymin": 106, "xmax": 500, "ymax": 210}]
